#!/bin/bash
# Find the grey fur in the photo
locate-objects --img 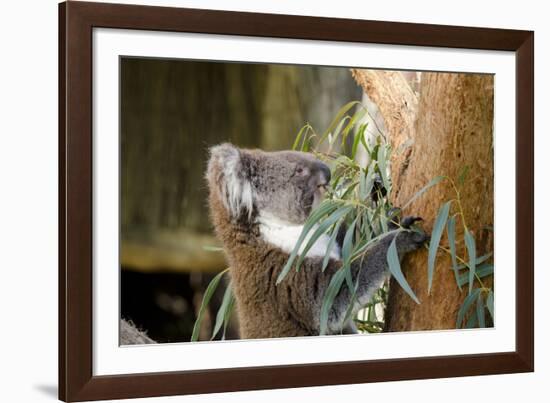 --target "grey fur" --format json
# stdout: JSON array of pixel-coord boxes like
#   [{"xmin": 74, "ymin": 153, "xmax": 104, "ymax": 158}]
[
  {"xmin": 120, "ymin": 319, "xmax": 156, "ymax": 345},
  {"xmin": 209, "ymin": 143, "xmax": 331, "ymax": 224}
]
